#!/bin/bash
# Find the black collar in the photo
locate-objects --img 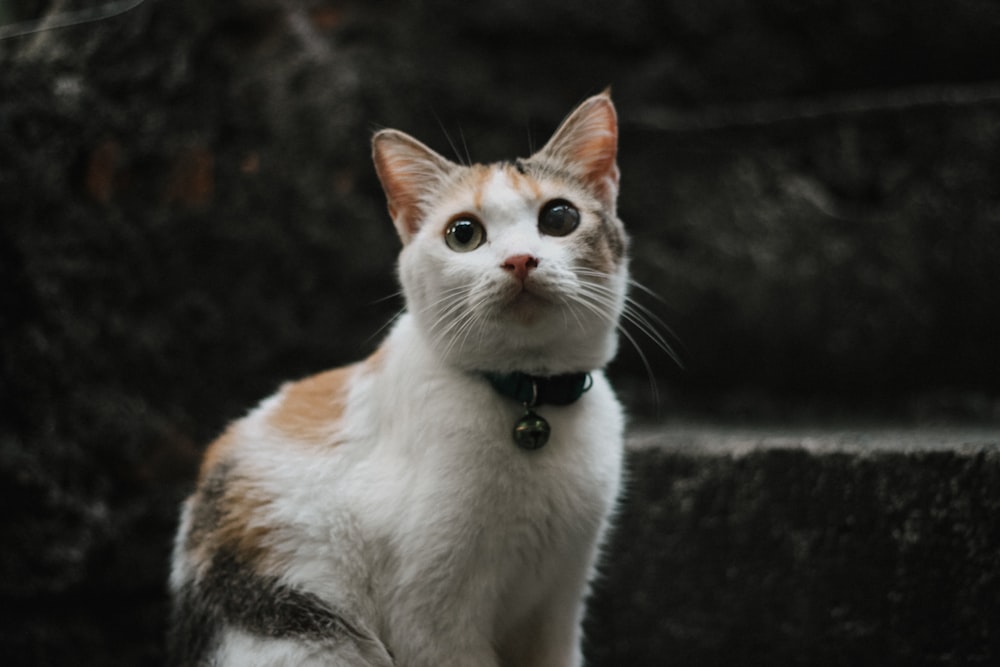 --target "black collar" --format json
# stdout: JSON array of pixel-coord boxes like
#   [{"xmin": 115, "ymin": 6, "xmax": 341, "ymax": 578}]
[{"xmin": 483, "ymin": 371, "xmax": 593, "ymax": 407}]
